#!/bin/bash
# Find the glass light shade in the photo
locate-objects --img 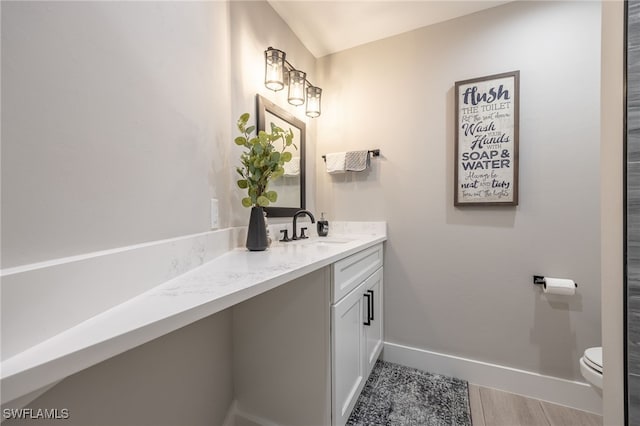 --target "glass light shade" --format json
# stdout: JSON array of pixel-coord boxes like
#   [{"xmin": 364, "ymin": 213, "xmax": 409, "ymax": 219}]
[
  {"xmin": 264, "ymin": 48, "xmax": 285, "ymax": 91},
  {"xmin": 306, "ymin": 86, "xmax": 322, "ymax": 118},
  {"xmin": 288, "ymin": 70, "xmax": 306, "ymax": 106}
]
